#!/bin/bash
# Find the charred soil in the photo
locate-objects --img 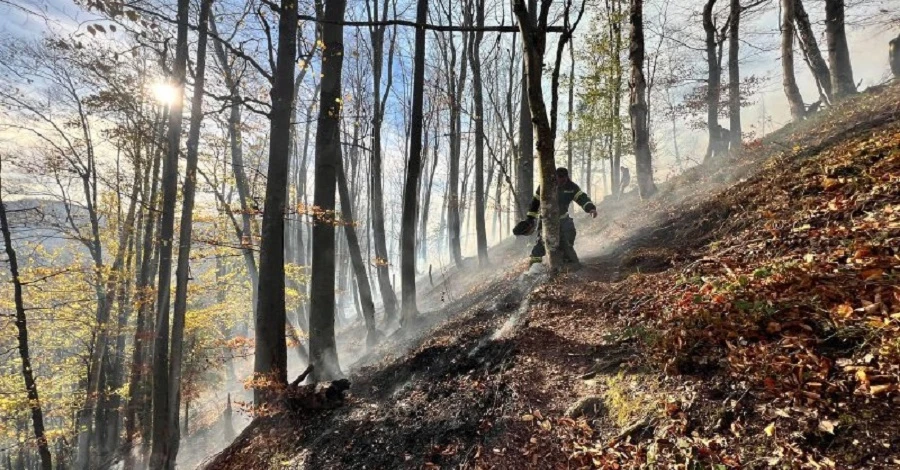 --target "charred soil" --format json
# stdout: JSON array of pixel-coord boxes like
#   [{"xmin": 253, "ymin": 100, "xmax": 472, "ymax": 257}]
[{"xmin": 206, "ymin": 83, "xmax": 900, "ymax": 469}]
